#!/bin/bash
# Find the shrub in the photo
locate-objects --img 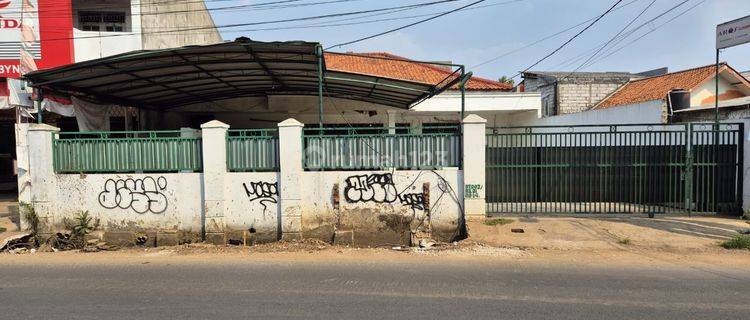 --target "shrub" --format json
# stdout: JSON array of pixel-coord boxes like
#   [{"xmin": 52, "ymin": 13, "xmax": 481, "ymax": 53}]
[{"xmin": 720, "ymin": 235, "xmax": 750, "ymax": 250}]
